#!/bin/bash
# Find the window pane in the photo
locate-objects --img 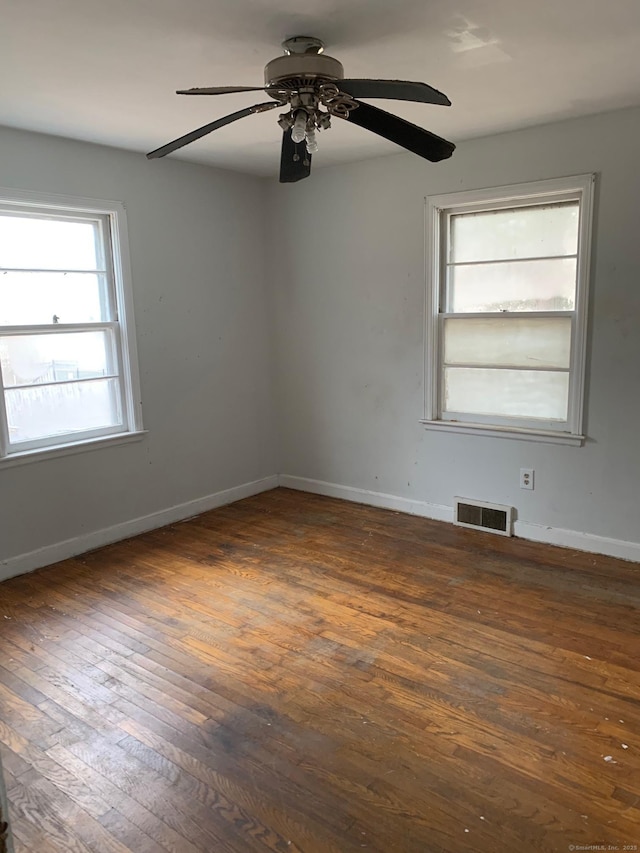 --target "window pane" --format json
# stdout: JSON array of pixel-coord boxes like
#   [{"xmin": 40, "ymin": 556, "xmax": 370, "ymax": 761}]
[
  {"xmin": 0, "ymin": 331, "xmax": 113, "ymax": 387},
  {"xmin": 444, "ymin": 367, "xmax": 569, "ymax": 420},
  {"xmin": 0, "ymin": 214, "xmax": 101, "ymax": 270},
  {"xmin": 444, "ymin": 317, "xmax": 571, "ymax": 369},
  {"xmin": 0, "ymin": 272, "xmax": 106, "ymax": 325},
  {"xmin": 449, "ymin": 202, "xmax": 579, "ymax": 263},
  {"xmin": 5, "ymin": 378, "xmax": 121, "ymax": 443},
  {"xmin": 448, "ymin": 257, "xmax": 576, "ymax": 312}
]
